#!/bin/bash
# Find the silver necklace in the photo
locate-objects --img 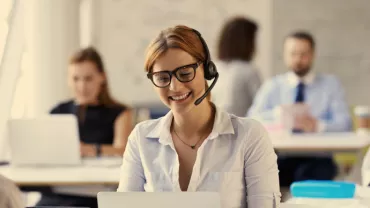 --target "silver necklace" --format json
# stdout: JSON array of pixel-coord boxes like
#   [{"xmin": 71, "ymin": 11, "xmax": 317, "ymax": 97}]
[{"xmin": 173, "ymin": 128, "xmax": 203, "ymax": 149}]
